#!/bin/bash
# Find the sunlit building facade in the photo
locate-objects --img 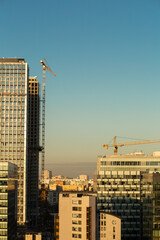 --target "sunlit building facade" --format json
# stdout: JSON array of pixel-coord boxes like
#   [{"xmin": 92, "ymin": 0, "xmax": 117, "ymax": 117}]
[
  {"xmin": 58, "ymin": 193, "xmax": 96, "ymax": 240},
  {"xmin": 0, "ymin": 58, "xmax": 28, "ymax": 225}
]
